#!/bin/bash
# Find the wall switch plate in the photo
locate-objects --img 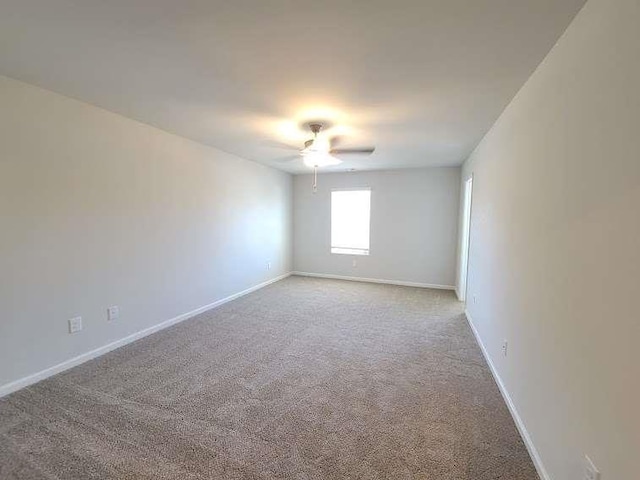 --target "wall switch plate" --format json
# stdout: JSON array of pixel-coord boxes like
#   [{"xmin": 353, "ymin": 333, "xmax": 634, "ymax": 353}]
[
  {"xmin": 267, "ymin": 262, "xmax": 271, "ymax": 270},
  {"xmin": 583, "ymin": 455, "xmax": 600, "ymax": 480},
  {"xmin": 502, "ymin": 340, "xmax": 508, "ymax": 357},
  {"xmin": 352, "ymin": 259, "xmax": 357, "ymax": 267},
  {"xmin": 68, "ymin": 316, "xmax": 82, "ymax": 334},
  {"xmin": 473, "ymin": 295, "xmax": 477, "ymax": 304},
  {"xmin": 107, "ymin": 306, "xmax": 119, "ymax": 321}
]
